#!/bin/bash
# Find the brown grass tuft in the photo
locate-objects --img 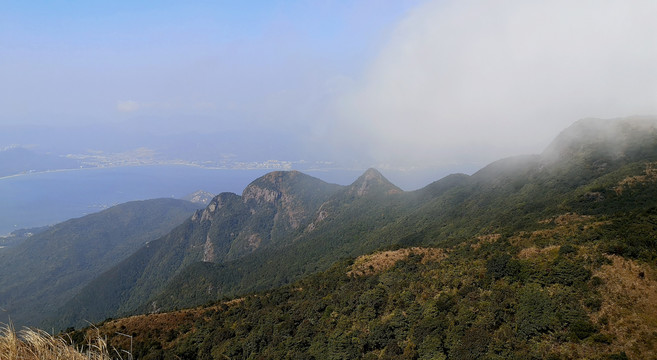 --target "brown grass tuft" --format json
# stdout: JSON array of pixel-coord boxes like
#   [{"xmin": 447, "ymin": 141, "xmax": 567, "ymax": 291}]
[
  {"xmin": 538, "ymin": 212, "xmax": 593, "ymax": 225},
  {"xmin": 347, "ymin": 247, "xmax": 447, "ymax": 277},
  {"xmin": 591, "ymin": 256, "xmax": 657, "ymax": 358},
  {"xmin": 517, "ymin": 245, "xmax": 561, "ymax": 260},
  {"xmin": 471, "ymin": 233, "xmax": 502, "ymax": 250},
  {"xmin": 1, "ymin": 322, "xmax": 116, "ymax": 360},
  {"xmin": 511, "ymin": 213, "xmax": 609, "ymax": 249}
]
